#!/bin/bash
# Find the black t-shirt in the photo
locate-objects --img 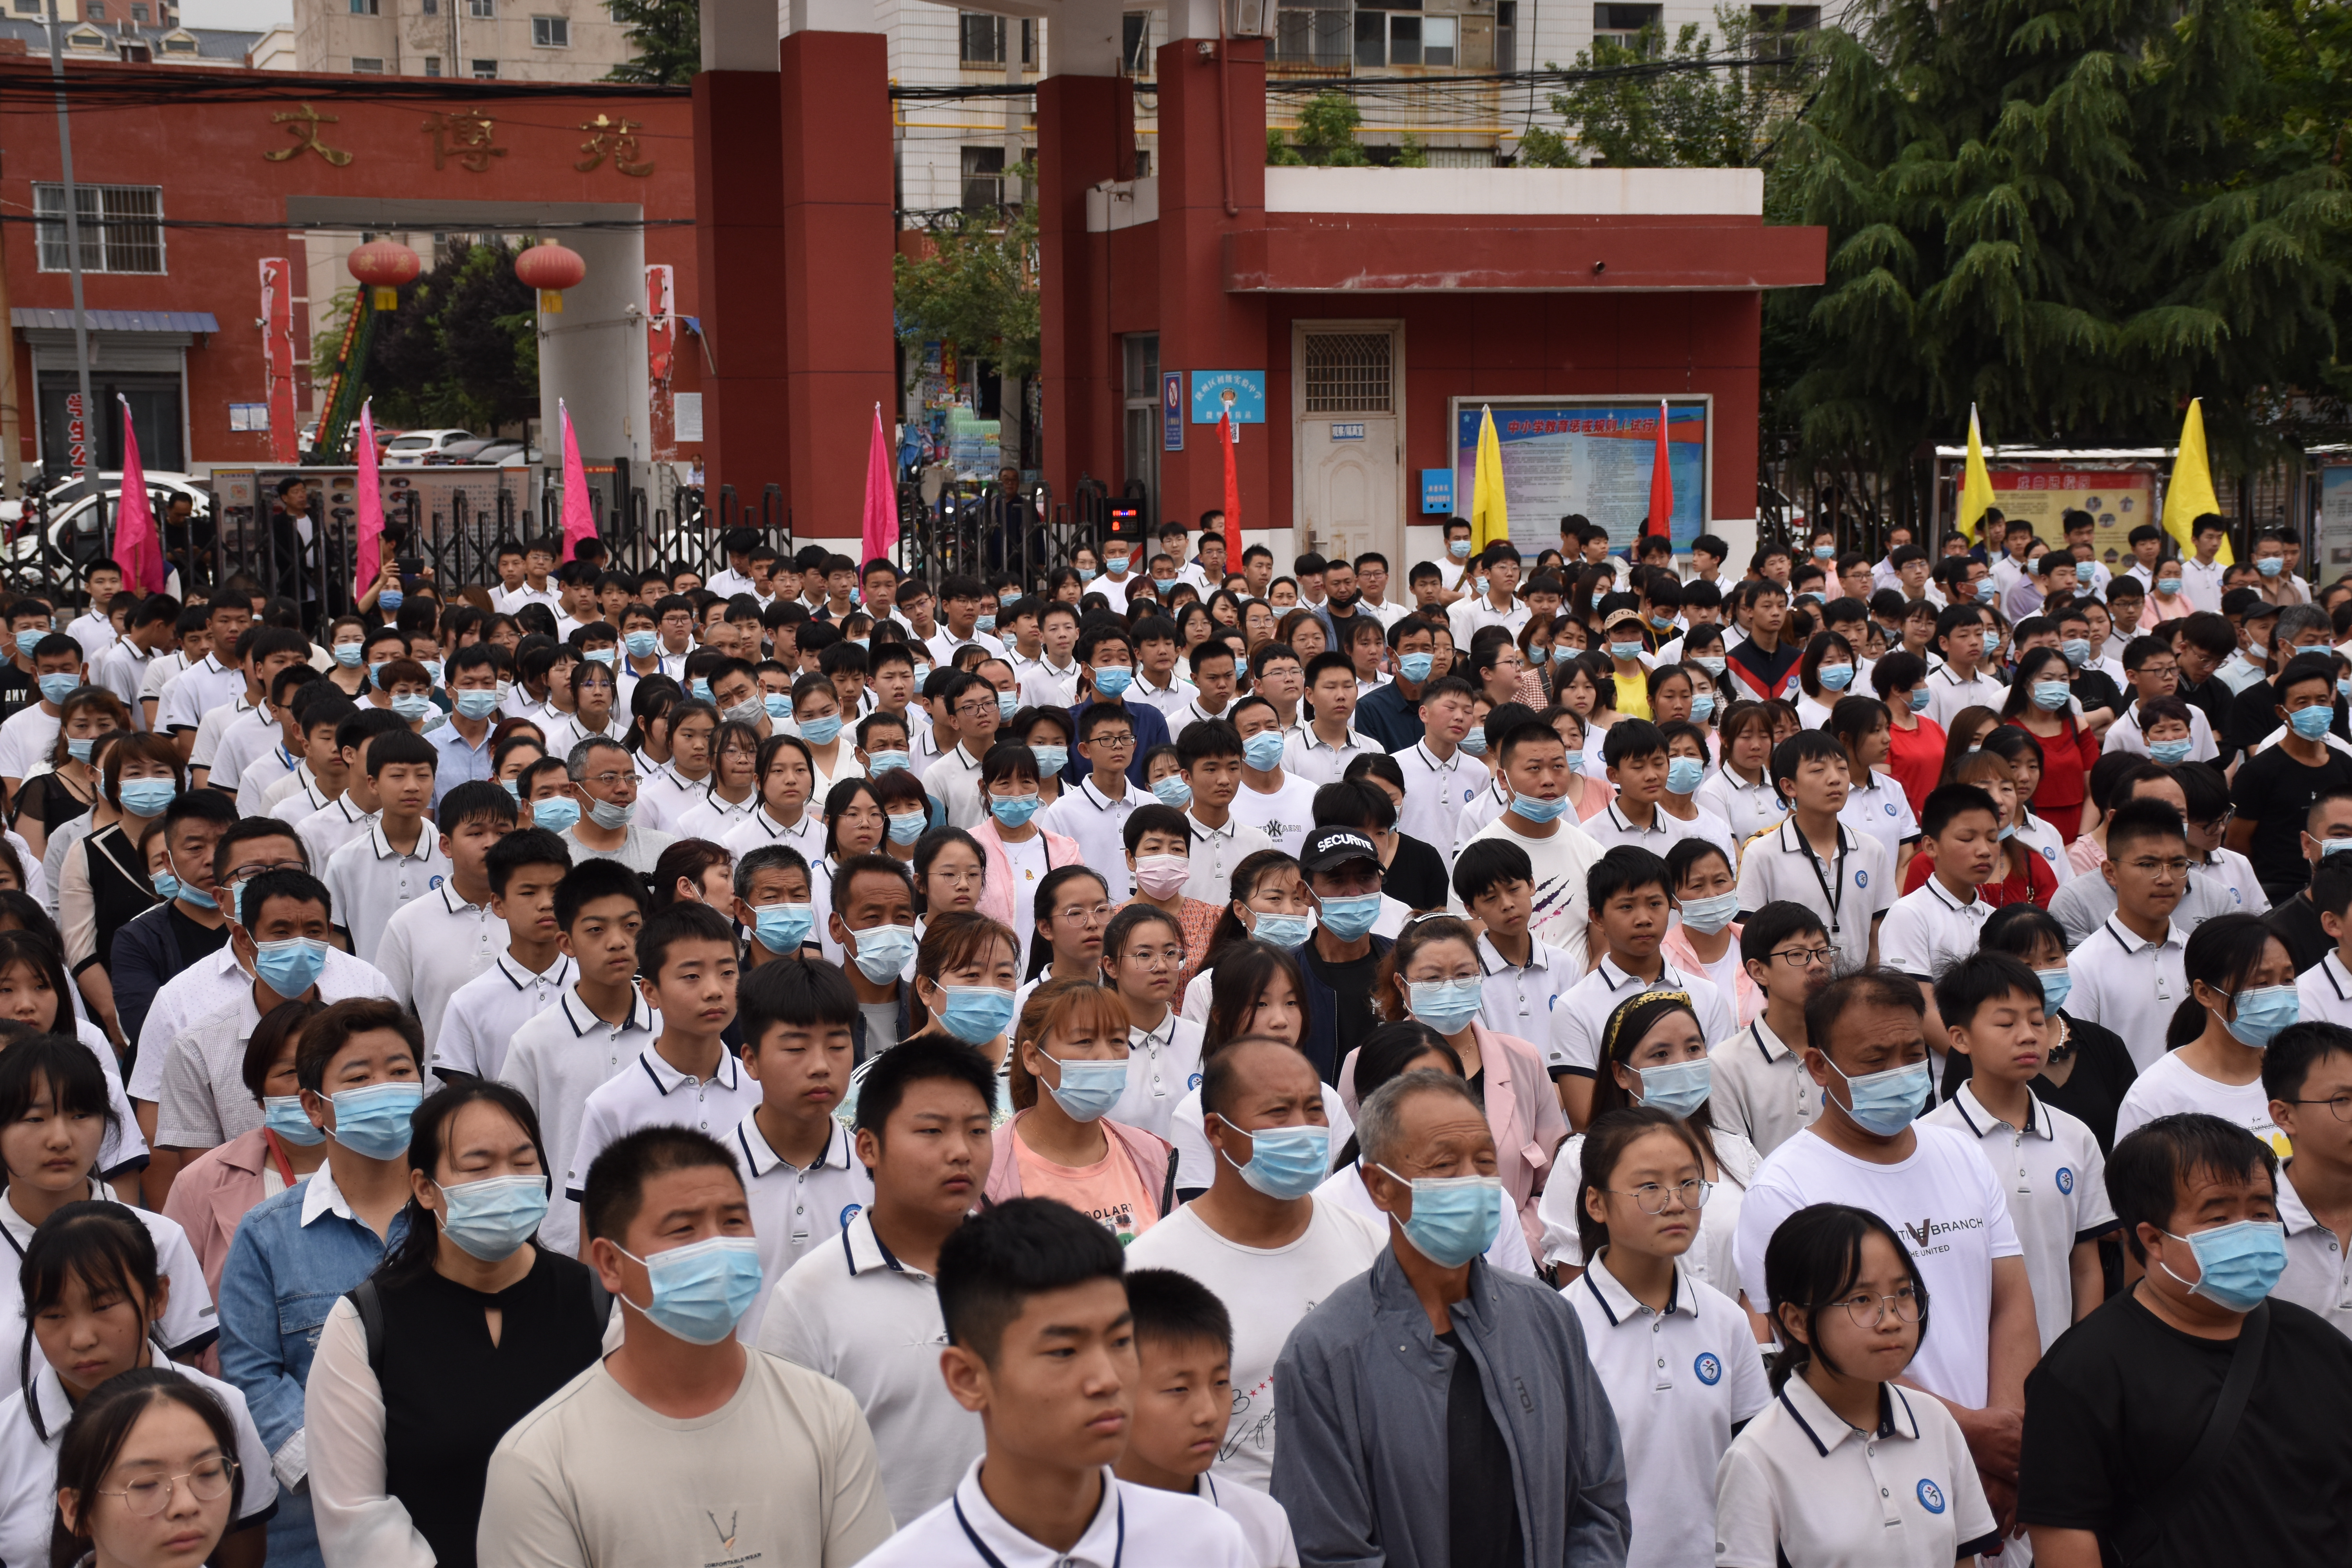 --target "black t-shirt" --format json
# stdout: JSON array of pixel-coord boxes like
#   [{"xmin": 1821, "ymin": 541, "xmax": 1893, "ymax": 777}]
[
  {"xmin": 1437, "ymin": 1330, "xmax": 1523, "ymax": 1568},
  {"xmin": 2267, "ymin": 892, "xmax": 2334, "ymax": 976},
  {"xmin": 2018, "ymin": 1291, "xmax": 2352, "ymax": 1566},
  {"xmin": 2179, "ymin": 675, "xmax": 2240, "ymax": 766},
  {"xmin": 1303, "ymin": 945, "xmax": 1383, "ymax": 1073},
  {"xmin": 2229, "ymin": 742, "xmax": 2352, "ymax": 892},
  {"xmin": 164, "ymin": 902, "xmax": 231, "ymax": 968},
  {"xmin": 1384, "ymin": 834, "xmax": 1451, "ymax": 912},
  {"xmin": 0, "ymin": 662, "xmax": 33, "ymax": 731}
]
